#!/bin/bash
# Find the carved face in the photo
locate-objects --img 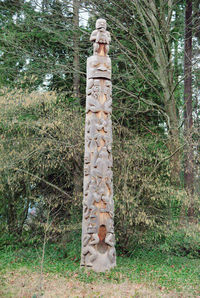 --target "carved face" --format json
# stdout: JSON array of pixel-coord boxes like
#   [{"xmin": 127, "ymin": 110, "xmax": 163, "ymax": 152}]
[
  {"xmin": 91, "ymin": 58, "xmax": 109, "ymax": 71},
  {"xmin": 87, "ymin": 56, "xmax": 111, "ymax": 80},
  {"xmin": 96, "ymin": 18, "xmax": 107, "ymax": 30}
]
